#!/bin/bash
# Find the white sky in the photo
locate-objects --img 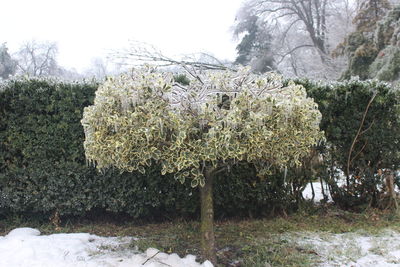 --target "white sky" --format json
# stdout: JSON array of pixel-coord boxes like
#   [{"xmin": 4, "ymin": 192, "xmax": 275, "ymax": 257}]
[{"xmin": 2, "ymin": 0, "xmax": 244, "ymax": 72}]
